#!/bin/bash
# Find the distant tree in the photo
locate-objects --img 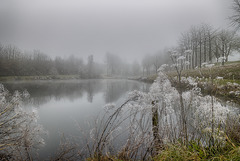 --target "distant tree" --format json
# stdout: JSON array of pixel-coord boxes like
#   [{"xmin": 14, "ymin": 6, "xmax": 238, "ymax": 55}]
[
  {"xmin": 176, "ymin": 24, "xmax": 240, "ymax": 68},
  {"xmin": 142, "ymin": 55, "xmax": 152, "ymax": 76},
  {"xmin": 152, "ymin": 53, "xmax": 162, "ymax": 74},
  {"xmin": 205, "ymin": 25, "xmax": 216, "ymax": 63},
  {"xmin": 215, "ymin": 29, "xmax": 239, "ymax": 65},
  {"xmin": 32, "ymin": 50, "xmax": 51, "ymax": 75},
  {"xmin": 213, "ymin": 38, "xmax": 221, "ymax": 63},
  {"xmin": 105, "ymin": 53, "xmax": 123, "ymax": 76},
  {"xmin": 87, "ymin": 55, "xmax": 94, "ymax": 78},
  {"xmin": 131, "ymin": 61, "xmax": 141, "ymax": 76},
  {"xmin": 55, "ymin": 56, "xmax": 65, "ymax": 74},
  {"xmin": 230, "ymin": 0, "xmax": 240, "ymax": 29}
]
